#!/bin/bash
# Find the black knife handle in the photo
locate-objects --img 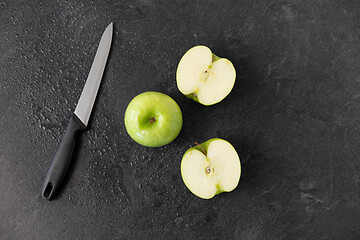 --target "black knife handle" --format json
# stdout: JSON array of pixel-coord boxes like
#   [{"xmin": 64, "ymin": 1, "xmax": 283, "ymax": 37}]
[{"xmin": 41, "ymin": 113, "xmax": 86, "ymax": 200}]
